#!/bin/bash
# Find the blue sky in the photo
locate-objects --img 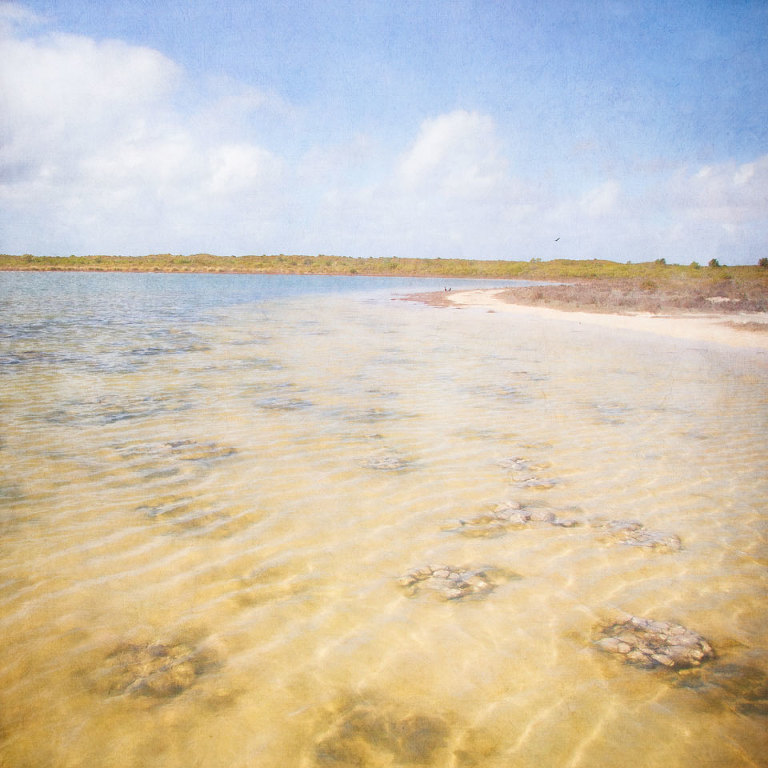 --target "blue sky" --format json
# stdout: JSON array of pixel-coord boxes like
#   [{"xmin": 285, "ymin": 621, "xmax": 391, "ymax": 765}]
[{"xmin": 1, "ymin": 0, "xmax": 766, "ymax": 263}]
